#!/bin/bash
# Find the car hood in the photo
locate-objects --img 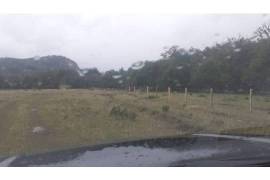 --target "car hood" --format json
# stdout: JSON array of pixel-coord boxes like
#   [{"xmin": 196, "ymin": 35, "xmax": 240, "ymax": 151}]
[{"xmin": 2, "ymin": 134, "xmax": 270, "ymax": 167}]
